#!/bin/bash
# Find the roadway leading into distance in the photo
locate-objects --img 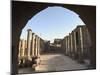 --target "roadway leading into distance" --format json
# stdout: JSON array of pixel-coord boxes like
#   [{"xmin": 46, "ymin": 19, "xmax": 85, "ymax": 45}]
[{"xmin": 19, "ymin": 53, "xmax": 88, "ymax": 74}]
